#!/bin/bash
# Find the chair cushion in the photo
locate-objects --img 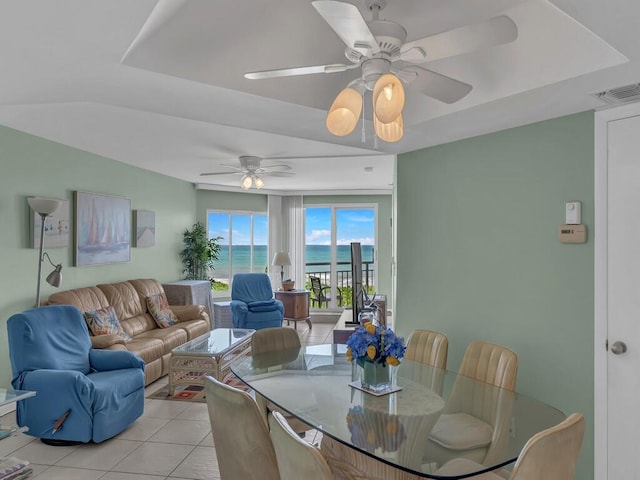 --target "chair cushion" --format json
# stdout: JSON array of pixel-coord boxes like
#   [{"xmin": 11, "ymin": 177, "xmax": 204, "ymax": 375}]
[
  {"xmin": 84, "ymin": 306, "xmax": 132, "ymax": 342},
  {"xmin": 248, "ymin": 300, "xmax": 278, "ymax": 312},
  {"xmin": 429, "ymin": 413, "xmax": 493, "ymax": 450},
  {"xmin": 146, "ymin": 293, "xmax": 178, "ymax": 328}
]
